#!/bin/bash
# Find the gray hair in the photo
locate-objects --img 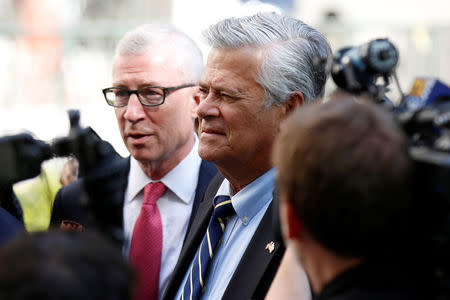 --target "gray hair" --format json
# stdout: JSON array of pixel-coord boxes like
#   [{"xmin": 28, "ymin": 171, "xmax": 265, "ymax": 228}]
[
  {"xmin": 115, "ymin": 24, "xmax": 204, "ymax": 83},
  {"xmin": 203, "ymin": 12, "xmax": 332, "ymax": 105}
]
